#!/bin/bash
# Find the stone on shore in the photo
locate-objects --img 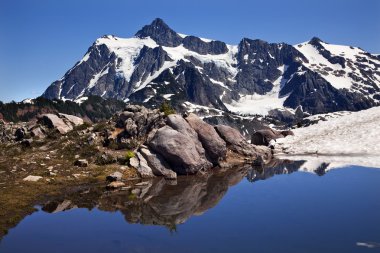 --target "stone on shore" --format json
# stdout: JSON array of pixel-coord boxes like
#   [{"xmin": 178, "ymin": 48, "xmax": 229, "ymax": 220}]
[
  {"xmin": 185, "ymin": 113, "xmax": 227, "ymax": 164},
  {"xmin": 148, "ymin": 126, "xmax": 212, "ymax": 175},
  {"xmin": 140, "ymin": 147, "xmax": 177, "ymax": 179},
  {"xmin": 23, "ymin": 175, "xmax": 43, "ymax": 182}
]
